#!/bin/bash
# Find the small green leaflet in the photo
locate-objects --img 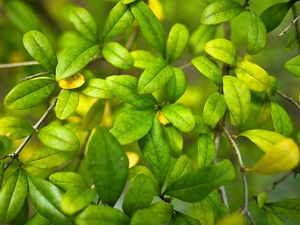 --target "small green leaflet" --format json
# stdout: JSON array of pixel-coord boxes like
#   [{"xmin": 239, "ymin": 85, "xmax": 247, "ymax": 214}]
[
  {"xmin": 56, "ymin": 41, "xmax": 99, "ymax": 80},
  {"xmin": 102, "ymin": 42, "xmax": 134, "ymax": 70},
  {"xmin": 190, "ymin": 25, "xmax": 217, "ymax": 54},
  {"xmin": 4, "ymin": 78, "xmax": 57, "ymax": 110},
  {"xmin": 106, "ymin": 75, "xmax": 157, "ymax": 107},
  {"xmin": 166, "ymin": 68, "xmax": 187, "ymax": 103},
  {"xmin": 23, "ymin": 30, "xmax": 57, "ymax": 72},
  {"xmin": 130, "ymin": 0, "xmax": 165, "ymax": 53},
  {"xmin": 81, "ymin": 78, "xmax": 113, "ymax": 99},
  {"xmin": 247, "ymin": 11, "xmax": 267, "ymax": 55},
  {"xmin": 257, "ymin": 192, "xmax": 268, "ymax": 208},
  {"xmin": 68, "ymin": 7, "xmax": 98, "ymax": 43},
  {"xmin": 122, "ymin": 174, "xmax": 156, "ymax": 216},
  {"xmin": 270, "ymin": 102, "xmax": 293, "ymax": 136},
  {"xmin": 223, "ymin": 76, "xmax": 250, "ymax": 127},
  {"xmin": 81, "ymin": 99, "xmax": 105, "ymax": 131},
  {"xmin": 203, "ymin": 92, "xmax": 227, "ymax": 128},
  {"xmin": 138, "ymin": 119, "xmax": 170, "ymax": 187},
  {"xmin": 197, "ymin": 134, "xmax": 215, "ymax": 169},
  {"xmin": 284, "ymin": 55, "xmax": 300, "ymax": 78},
  {"xmin": 128, "ymin": 165, "xmax": 159, "ymax": 190},
  {"xmin": 131, "ymin": 50, "xmax": 157, "ymax": 68},
  {"xmin": 170, "ymin": 213, "xmax": 201, "ymax": 225},
  {"xmin": 162, "ymin": 104, "xmax": 195, "ymax": 132},
  {"xmin": 162, "ymin": 125, "xmax": 183, "ymax": 157},
  {"xmin": 266, "ymin": 198, "xmax": 300, "ymax": 220},
  {"xmin": 87, "ymin": 126, "xmax": 128, "ymax": 206},
  {"xmin": 55, "ymin": 90, "xmax": 79, "ymax": 120},
  {"xmin": 0, "ymin": 169, "xmax": 27, "ymax": 224},
  {"xmin": 38, "ymin": 125, "xmax": 80, "ymax": 151},
  {"xmin": 235, "ymin": 60, "xmax": 269, "ymax": 92},
  {"xmin": 138, "ymin": 59, "xmax": 174, "ymax": 94},
  {"xmin": 192, "ymin": 56, "xmax": 222, "ymax": 85},
  {"xmin": 204, "ymin": 39, "xmax": 236, "ymax": 66},
  {"xmin": 49, "ymin": 172, "xmax": 89, "ymax": 191},
  {"xmin": 0, "ymin": 116, "xmax": 34, "ymax": 139},
  {"xmin": 201, "ymin": 0, "xmax": 243, "ymax": 25},
  {"xmin": 165, "ymin": 160, "xmax": 235, "ymax": 202},
  {"xmin": 166, "ymin": 23, "xmax": 189, "ymax": 62},
  {"xmin": 25, "ymin": 213, "xmax": 50, "ymax": 225},
  {"xmin": 110, "ymin": 108, "xmax": 156, "ymax": 145},
  {"xmin": 103, "ymin": 2, "xmax": 134, "ymax": 41}
]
